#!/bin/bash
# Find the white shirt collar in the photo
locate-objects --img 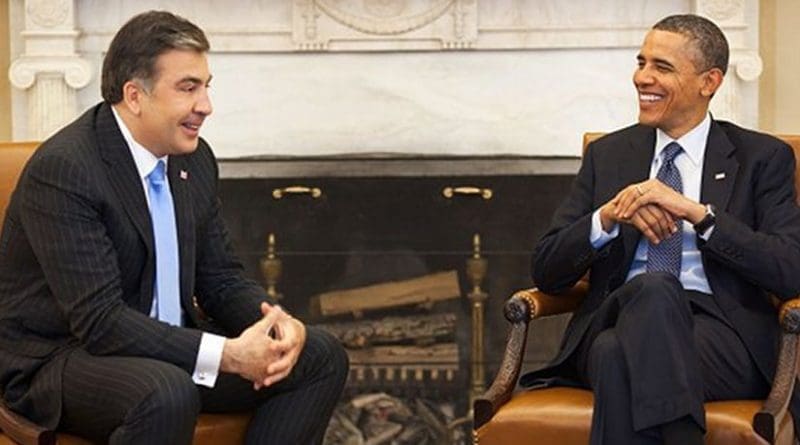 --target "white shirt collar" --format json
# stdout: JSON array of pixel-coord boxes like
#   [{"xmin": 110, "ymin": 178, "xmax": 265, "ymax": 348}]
[
  {"xmin": 654, "ymin": 113, "xmax": 711, "ymax": 167},
  {"xmin": 111, "ymin": 105, "xmax": 168, "ymax": 180}
]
